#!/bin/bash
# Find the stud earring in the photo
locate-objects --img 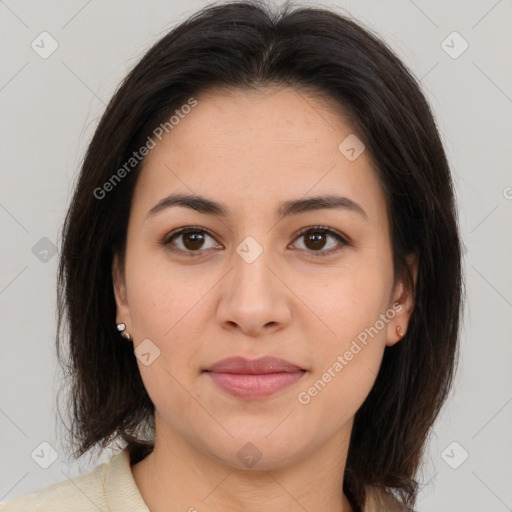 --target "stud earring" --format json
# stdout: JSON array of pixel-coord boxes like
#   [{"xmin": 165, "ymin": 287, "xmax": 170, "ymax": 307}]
[
  {"xmin": 117, "ymin": 323, "xmax": 132, "ymax": 340},
  {"xmin": 396, "ymin": 325, "xmax": 404, "ymax": 339}
]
